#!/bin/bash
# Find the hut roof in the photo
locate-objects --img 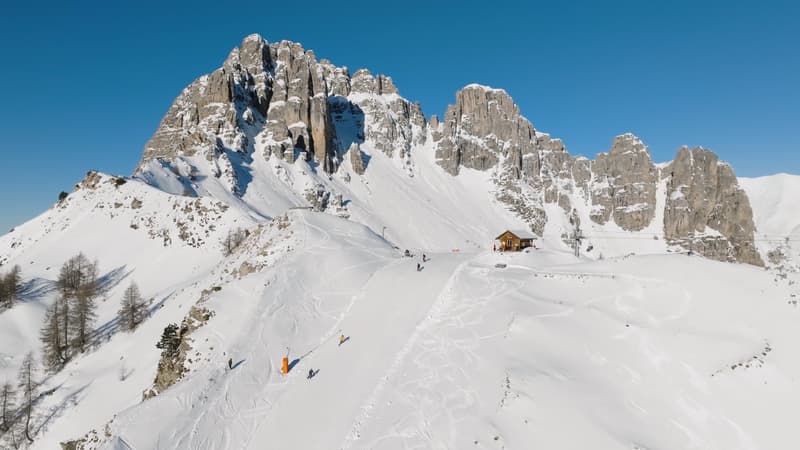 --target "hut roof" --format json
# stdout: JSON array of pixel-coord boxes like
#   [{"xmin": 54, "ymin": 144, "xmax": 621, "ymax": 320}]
[{"xmin": 496, "ymin": 229, "xmax": 537, "ymax": 240}]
